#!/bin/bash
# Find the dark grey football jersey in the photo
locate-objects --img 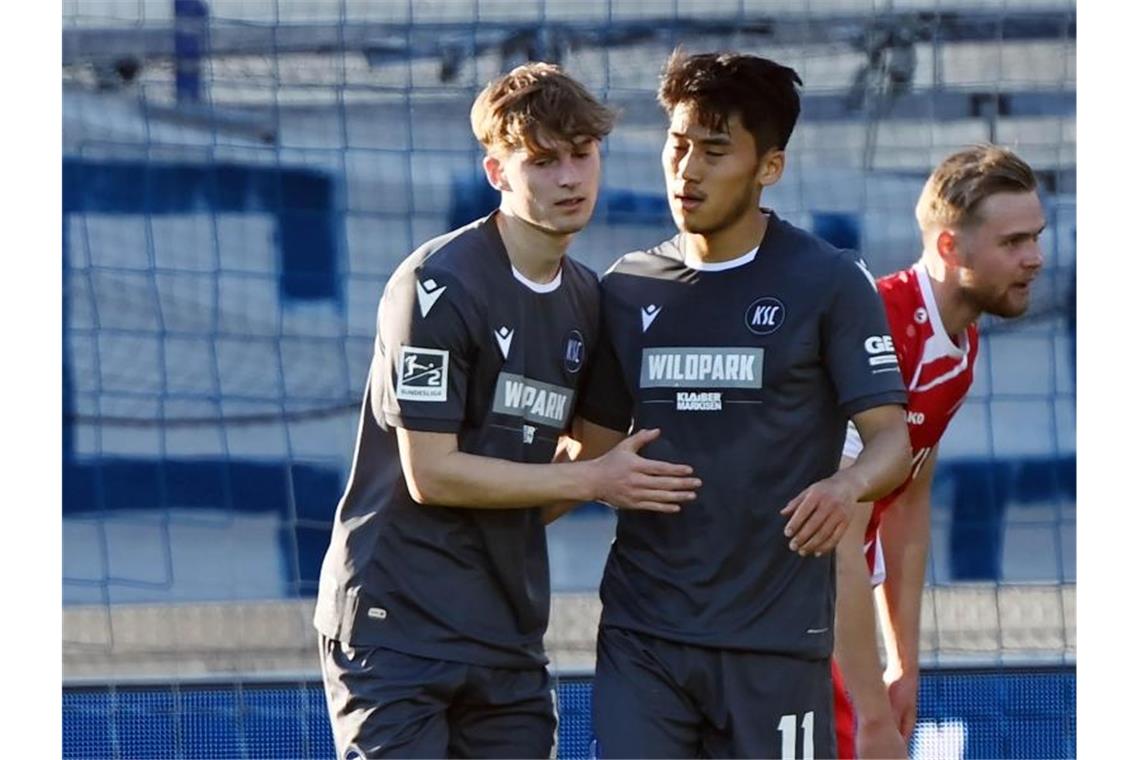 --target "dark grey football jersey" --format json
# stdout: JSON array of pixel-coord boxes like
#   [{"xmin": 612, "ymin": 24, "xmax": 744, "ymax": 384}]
[
  {"xmin": 579, "ymin": 211, "xmax": 906, "ymax": 658},
  {"xmin": 314, "ymin": 212, "xmax": 600, "ymax": 669}
]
